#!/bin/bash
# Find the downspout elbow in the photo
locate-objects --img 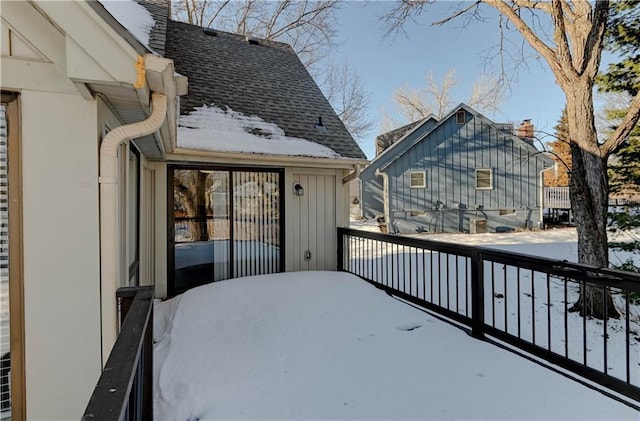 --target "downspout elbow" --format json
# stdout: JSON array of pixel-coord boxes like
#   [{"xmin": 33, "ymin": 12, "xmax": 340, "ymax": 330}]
[
  {"xmin": 342, "ymin": 164, "xmax": 361, "ymax": 184},
  {"xmin": 99, "ymin": 93, "xmax": 167, "ymax": 181}
]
